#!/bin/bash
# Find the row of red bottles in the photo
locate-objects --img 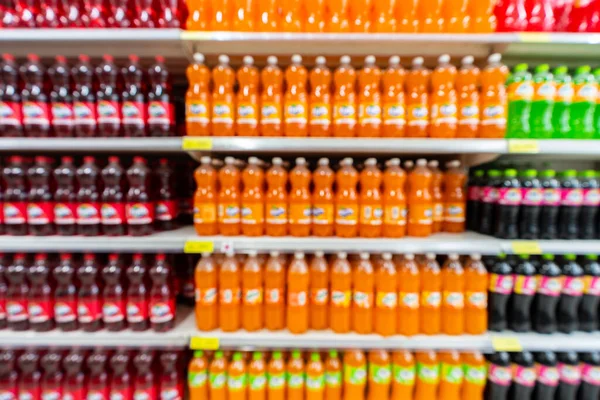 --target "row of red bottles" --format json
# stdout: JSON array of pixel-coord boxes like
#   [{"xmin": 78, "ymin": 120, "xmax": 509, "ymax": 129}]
[
  {"xmin": 2, "ymin": 155, "xmax": 178, "ymax": 237},
  {"xmin": 1, "ymin": 252, "xmax": 178, "ymax": 332},
  {"xmin": 0, "ymin": 54, "xmax": 175, "ymax": 138},
  {"xmin": 0, "ymin": 348, "xmax": 184, "ymax": 400}
]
